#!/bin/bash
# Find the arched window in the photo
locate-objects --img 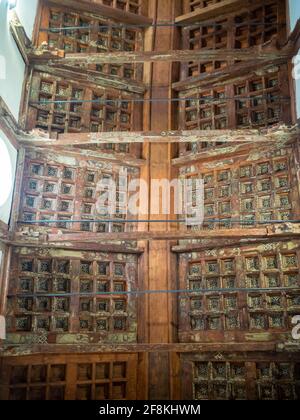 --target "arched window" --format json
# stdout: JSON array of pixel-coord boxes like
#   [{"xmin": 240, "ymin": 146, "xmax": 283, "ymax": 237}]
[{"xmin": 0, "ymin": 137, "xmax": 13, "ymax": 207}]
